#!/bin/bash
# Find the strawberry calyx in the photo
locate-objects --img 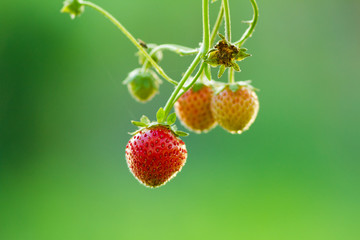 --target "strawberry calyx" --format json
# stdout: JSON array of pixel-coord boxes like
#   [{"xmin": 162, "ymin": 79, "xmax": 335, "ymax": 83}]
[
  {"xmin": 204, "ymin": 34, "xmax": 251, "ymax": 78},
  {"xmin": 130, "ymin": 110, "xmax": 189, "ymax": 137},
  {"xmin": 211, "ymin": 80, "xmax": 258, "ymax": 95},
  {"xmin": 61, "ymin": 0, "xmax": 84, "ymax": 19}
]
